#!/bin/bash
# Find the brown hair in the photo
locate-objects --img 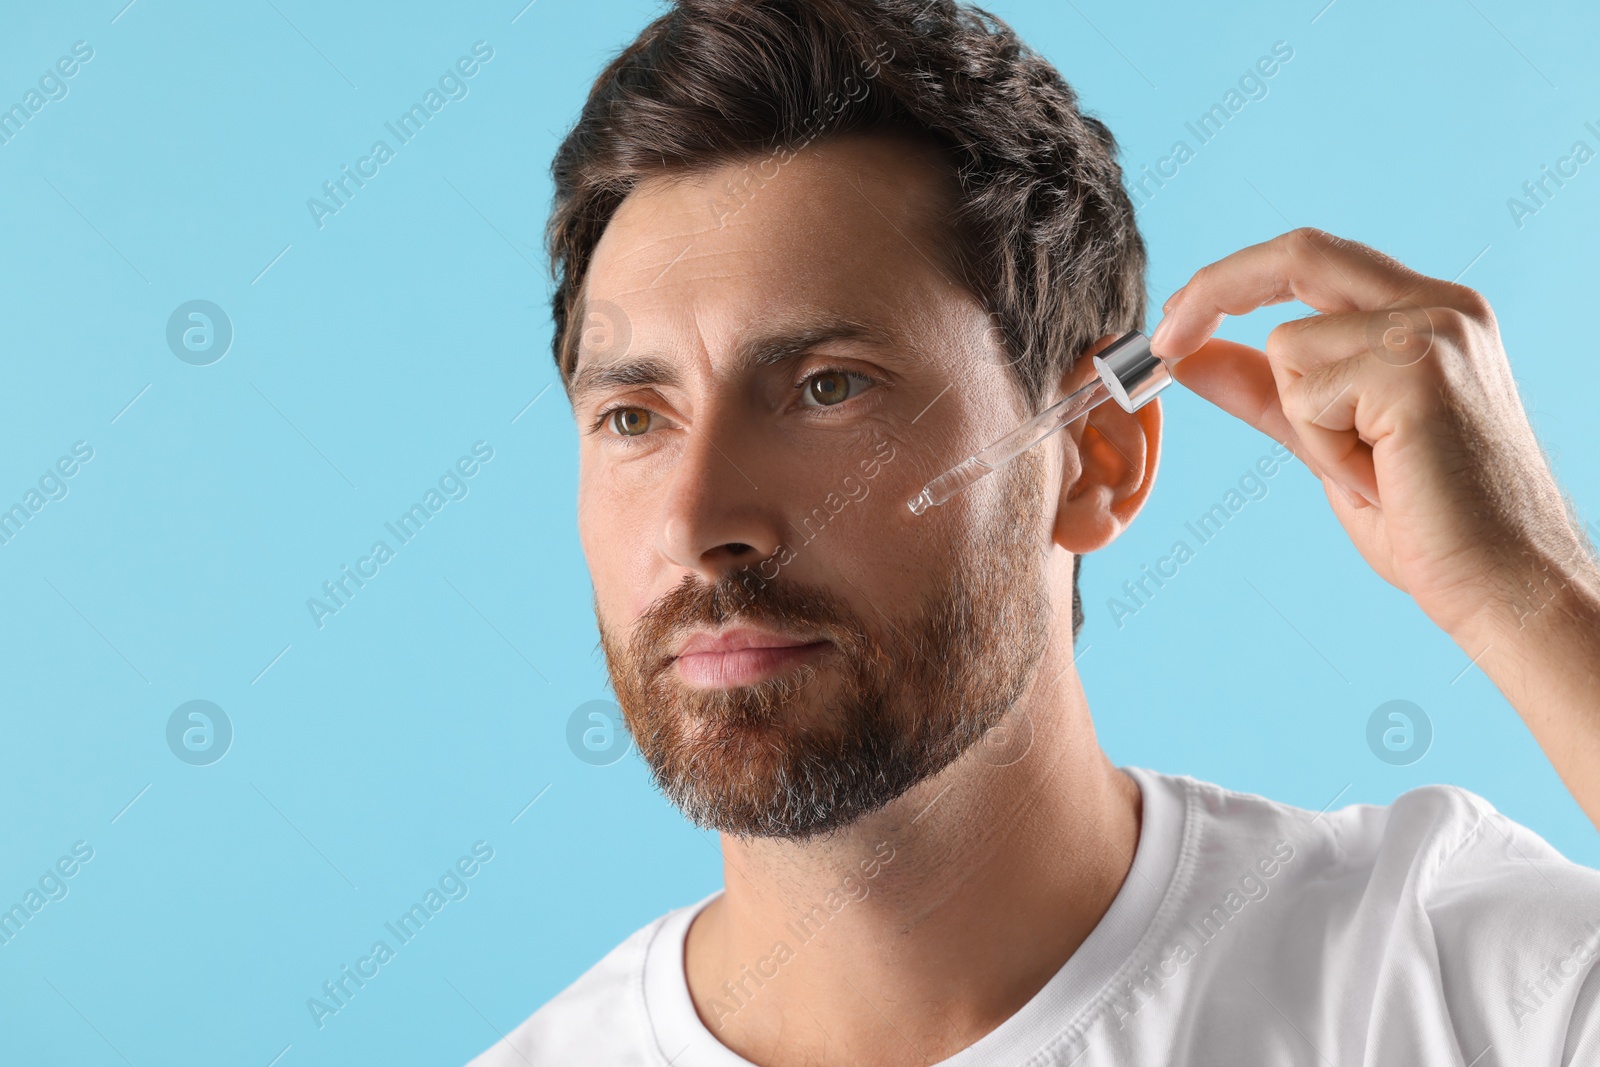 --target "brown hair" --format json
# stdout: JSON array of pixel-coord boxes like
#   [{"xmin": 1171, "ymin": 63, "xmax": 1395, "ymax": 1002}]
[{"xmin": 547, "ymin": 0, "xmax": 1148, "ymax": 641}]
